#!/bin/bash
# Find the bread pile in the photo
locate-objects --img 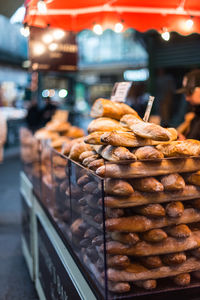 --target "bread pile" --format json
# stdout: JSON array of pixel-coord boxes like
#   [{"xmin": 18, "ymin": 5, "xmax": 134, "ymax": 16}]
[{"xmin": 68, "ymin": 98, "xmax": 200, "ymax": 294}]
